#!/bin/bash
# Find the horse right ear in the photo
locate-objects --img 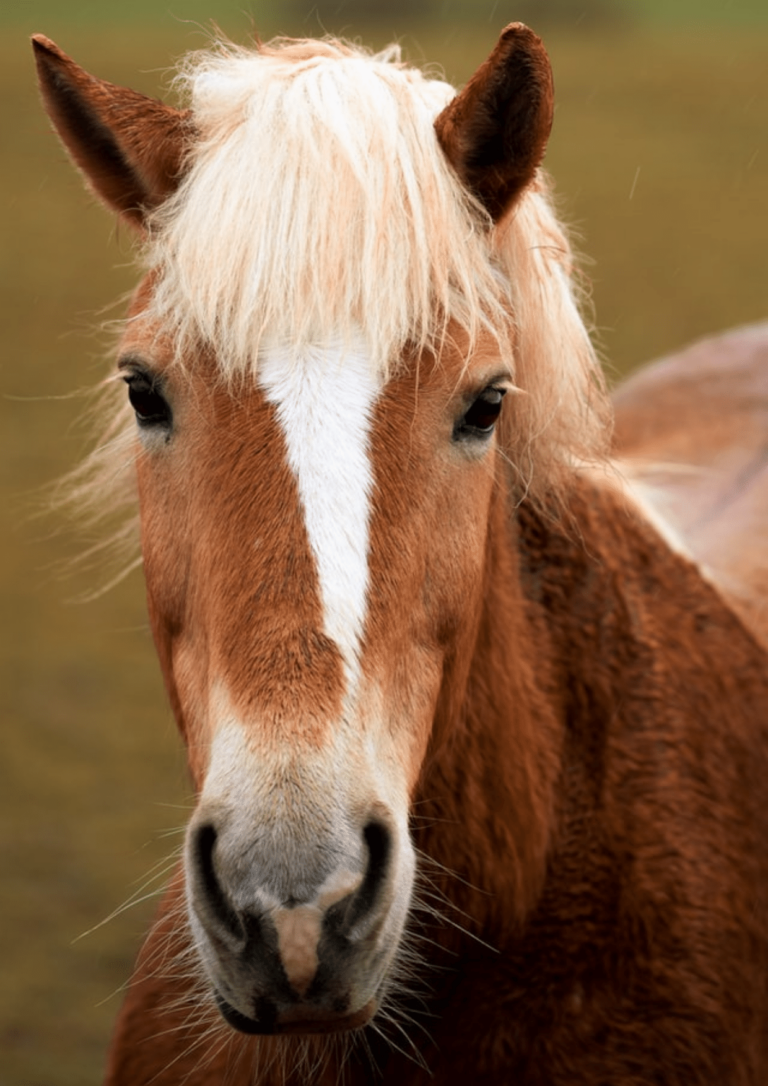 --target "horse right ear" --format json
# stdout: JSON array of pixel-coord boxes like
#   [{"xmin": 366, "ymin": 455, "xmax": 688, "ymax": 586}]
[
  {"xmin": 32, "ymin": 35, "xmax": 191, "ymax": 229},
  {"xmin": 434, "ymin": 23, "xmax": 554, "ymax": 222}
]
